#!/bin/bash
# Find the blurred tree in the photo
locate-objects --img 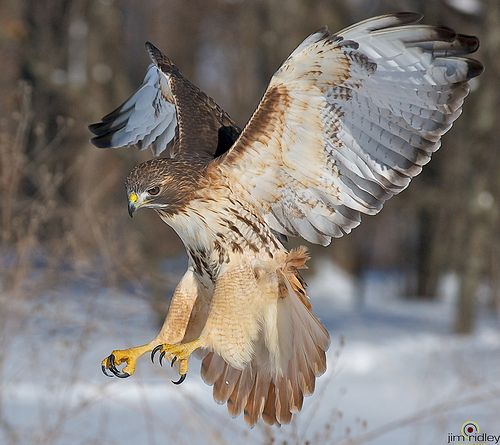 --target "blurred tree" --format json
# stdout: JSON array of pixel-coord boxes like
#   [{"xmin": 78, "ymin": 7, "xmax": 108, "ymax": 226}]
[{"xmin": 449, "ymin": 0, "xmax": 499, "ymax": 334}]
